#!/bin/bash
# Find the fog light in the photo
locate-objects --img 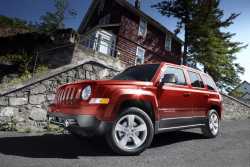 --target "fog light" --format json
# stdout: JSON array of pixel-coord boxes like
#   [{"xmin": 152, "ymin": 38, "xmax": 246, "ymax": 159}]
[{"xmin": 89, "ymin": 98, "xmax": 110, "ymax": 104}]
